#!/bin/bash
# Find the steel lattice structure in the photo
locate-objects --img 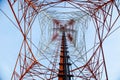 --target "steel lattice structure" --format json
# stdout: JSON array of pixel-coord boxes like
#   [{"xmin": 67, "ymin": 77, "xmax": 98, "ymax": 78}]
[{"xmin": 3, "ymin": 0, "xmax": 120, "ymax": 80}]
